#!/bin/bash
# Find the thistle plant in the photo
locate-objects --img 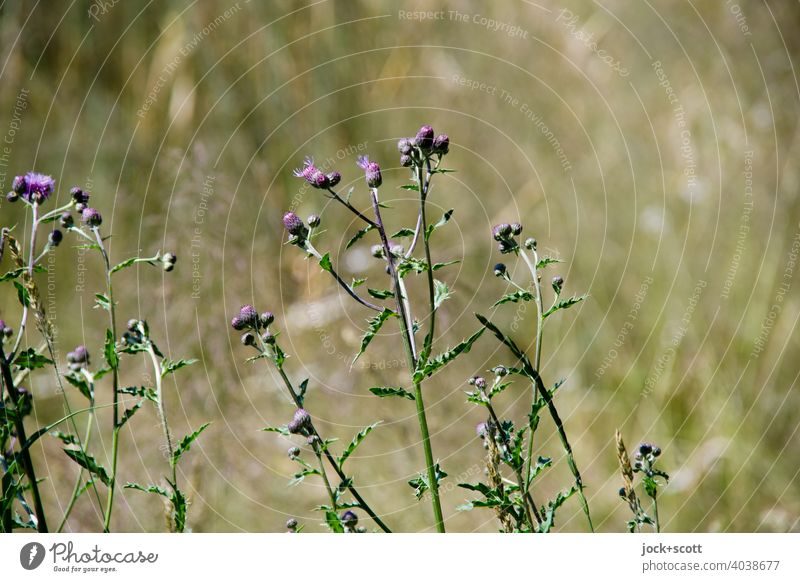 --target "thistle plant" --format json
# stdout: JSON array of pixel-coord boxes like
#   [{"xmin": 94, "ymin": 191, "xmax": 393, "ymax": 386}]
[
  {"xmin": 1, "ymin": 172, "xmax": 204, "ymax": 532},
  {"xmin": 464, "ymin": 228, "xmax": 596, "ymax": 531},
  {"xmin": 230, "ymin": 305, "xmax": 388, "ymax": 533},
  {"xmin": 616, "ymin": 430, "xmax": 669, "ymax": 532}
]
